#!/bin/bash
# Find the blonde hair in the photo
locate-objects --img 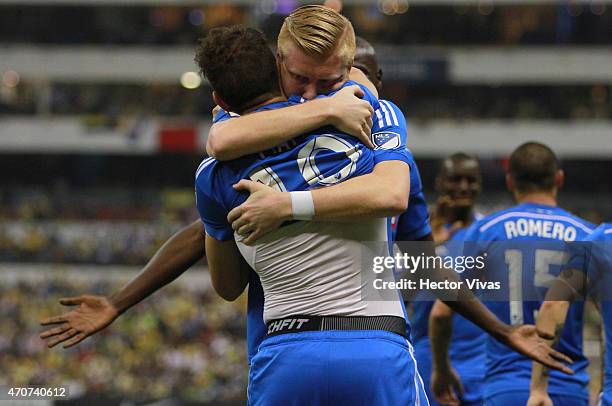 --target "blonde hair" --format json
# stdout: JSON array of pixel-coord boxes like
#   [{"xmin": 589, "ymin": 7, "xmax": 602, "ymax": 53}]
[{"xmin": 277, "ymin": 5, "xmax": 356, "ymax": 66}]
